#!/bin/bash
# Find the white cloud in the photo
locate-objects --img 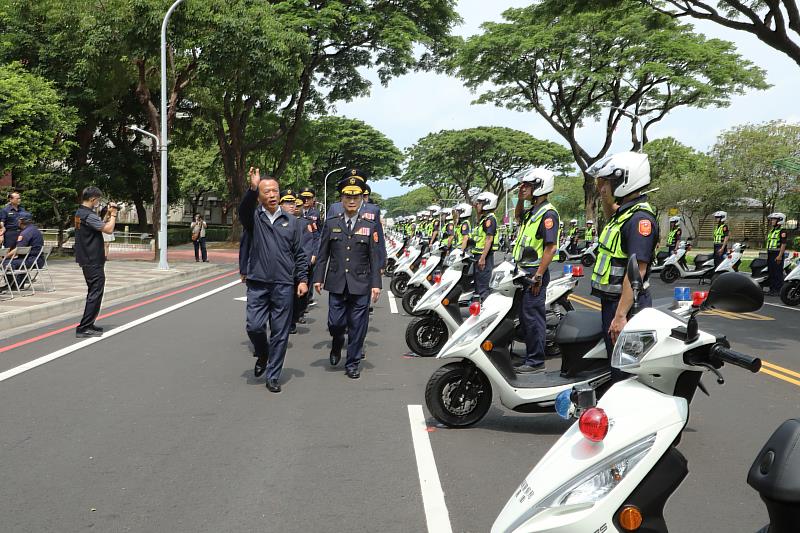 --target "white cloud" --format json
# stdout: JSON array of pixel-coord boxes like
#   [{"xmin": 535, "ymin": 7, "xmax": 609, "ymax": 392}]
[{"xmin": 337, "ymin": 1, "xmax": 800, "ymax": 198}]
